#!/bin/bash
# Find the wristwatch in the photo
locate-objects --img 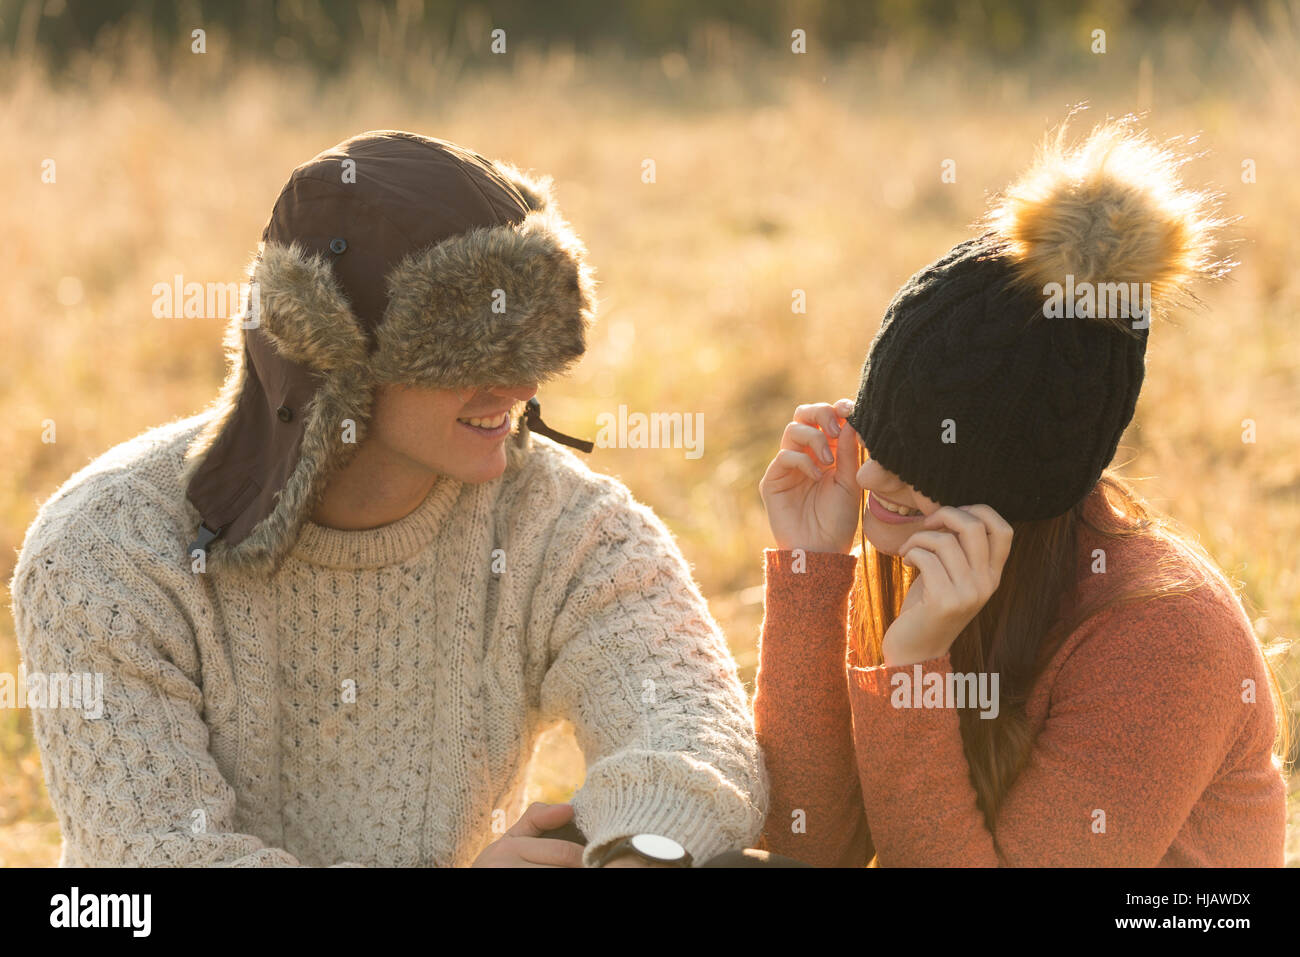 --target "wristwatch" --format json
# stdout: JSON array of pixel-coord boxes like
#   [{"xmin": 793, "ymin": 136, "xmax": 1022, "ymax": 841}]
[{"xmin": 593, "ymin": 833, "xmax": 693, "ymax": 868}]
